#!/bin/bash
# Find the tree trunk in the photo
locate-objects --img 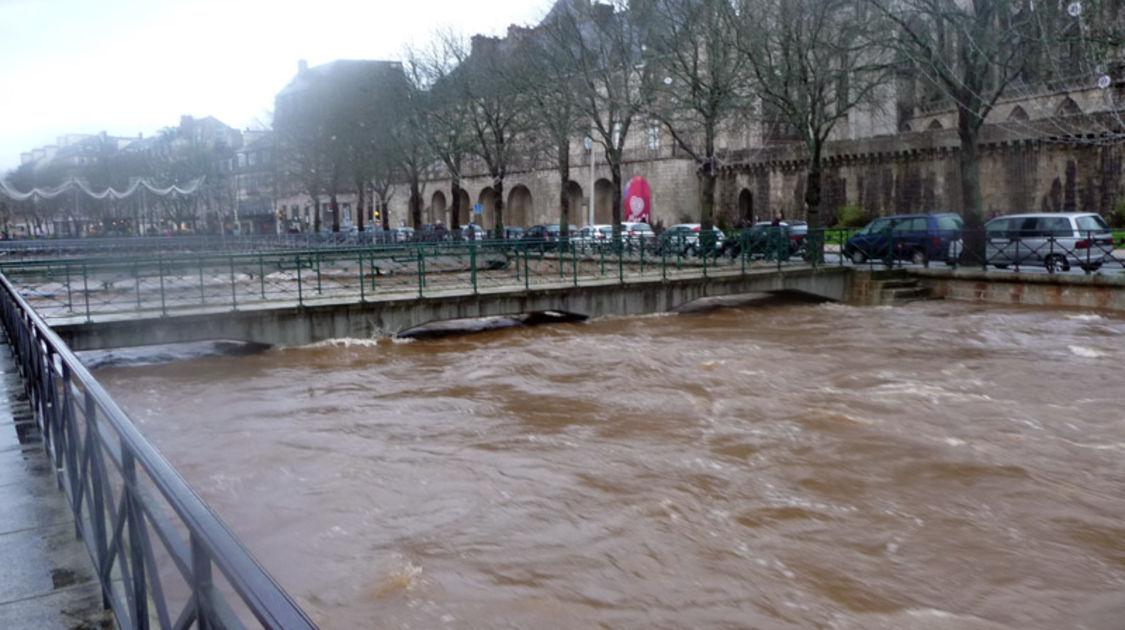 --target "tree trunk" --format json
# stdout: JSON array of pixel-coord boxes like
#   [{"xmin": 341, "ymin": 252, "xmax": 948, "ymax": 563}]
[
  {"xmin": 558, "ymin": 150, "xmax": 571, "ymax": 241},
  {"xmin": 957, "ymin": 96, "xmax": 985, "ymax": 265},
  {"xmin": 330, "ymin": 192, "xmax": 340, "ymax": 232},
  {"xmin": 450, "ymin": 177, "xmax": 462, "ymax": 231},
  {"xmin": 699, "ymin": 164, "xmax": 716, "ymax": 250},
  {"xmin": 957, "ymin": 106, "xmax": 983, "ymax": 229},
  {"xmin": 492, "ymin": 177, "xmax": 505, "ymax": 238},
  {"xmin": 610, "ymin": 158, "xmax": 623, "ymax": 242},
  {"xmin": 804, "ymin": 164, "xmax": 824, "ymax": 264},
  {"xmin": 313, "ymin": 198, "xmax": 321, "ymax": 233},
  {"xmin": 355, "ymin": 181, "xmax": 365, "ymax": 232},
  {"xmin": 410, "ymin": 179, "xmax": 423, "ymax": 229},
  {"xmin": 804, "ymin": 167, "xmax": 821, "ymax": 227}
]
